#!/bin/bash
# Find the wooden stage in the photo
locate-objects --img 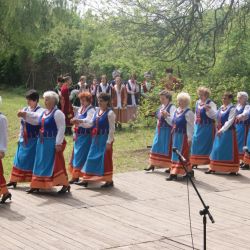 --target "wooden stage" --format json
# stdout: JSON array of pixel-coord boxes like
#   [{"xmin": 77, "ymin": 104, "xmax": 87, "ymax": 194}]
[{"xmin": 1, "ymin": 168, "xmax": 250, "ymax": 250}]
